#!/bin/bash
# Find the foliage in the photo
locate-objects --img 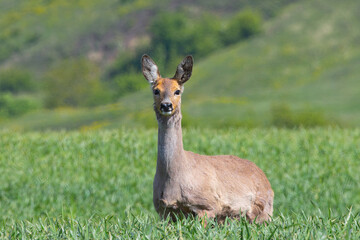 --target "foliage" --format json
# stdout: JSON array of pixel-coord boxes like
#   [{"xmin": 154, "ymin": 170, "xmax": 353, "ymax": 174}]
[
  {"xmin": 0, "ymin": 0, "xmax": 121, "ymax": 64},
  {"xmin": 104, "ymin": 51, "xmax": 150, "ymax": 99},
  {"xmin": 106, "ymin": 10, "xmax": 262, "ymax": 96},
  {"xmin": 105, "ymin": 51, "xmax": 143, "ymax": 79},
  {"xmin": 148, "ymin": 10, "xmax": 261, "ymax": 71},
  {"xmin": 0, "ymin": 0, "xmax": 287, "ymax": 116},
  {"xmin": 0, "ymin": 68, "xmax": 39, "ymax": 118},
  {"xmin": 222, "ymin": 9, "xmax": 262, "ymax": 45},
  {"xmin": 43, "ymin": 58, "xmax": 111, "ymax": 108},
  {"xmin": 175, "ymin": 0, "xmax": 360, "ymax": 128},
  {"xmin": 0, "ymin": 93, "xmax": 40, "ymax": 118},
  {"xmin": 149, "ymin": 12, "xmax": 188, "ymax": 67},
  {"xmin": 148, "ymin": 10, "xmax": 261, "ymax": 65},
  {"xmin": 147, "ymin": 12, "xmax": 224, "ymax": 73},
  {"xmin": 0, "ymin": 128, "xmax": 359, "ymax": 238},
  {"xmin": 114, "ymin": 73, "xmax": 147, "ymax": 98},
  {"xmin": 0, "ymin": 68, "xmax": 35, "ymax": 93},
  {"xmin": 0, "ymin": 0, "xmax": 298, "ymax": 118},
  {"xmin": 2, "ymin": 0, "xmax": 360, "ymax": 129},
  {"xmin": 184, "ymin": 14, "xmax": 223, "ymax": 58},
  {"xmin": 0, "ymin": 0, "xmax": 291, "ymax": 72},
  {"xmin": 271, "ymin": 103, "xmax": 329, "ymax": 128}
]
